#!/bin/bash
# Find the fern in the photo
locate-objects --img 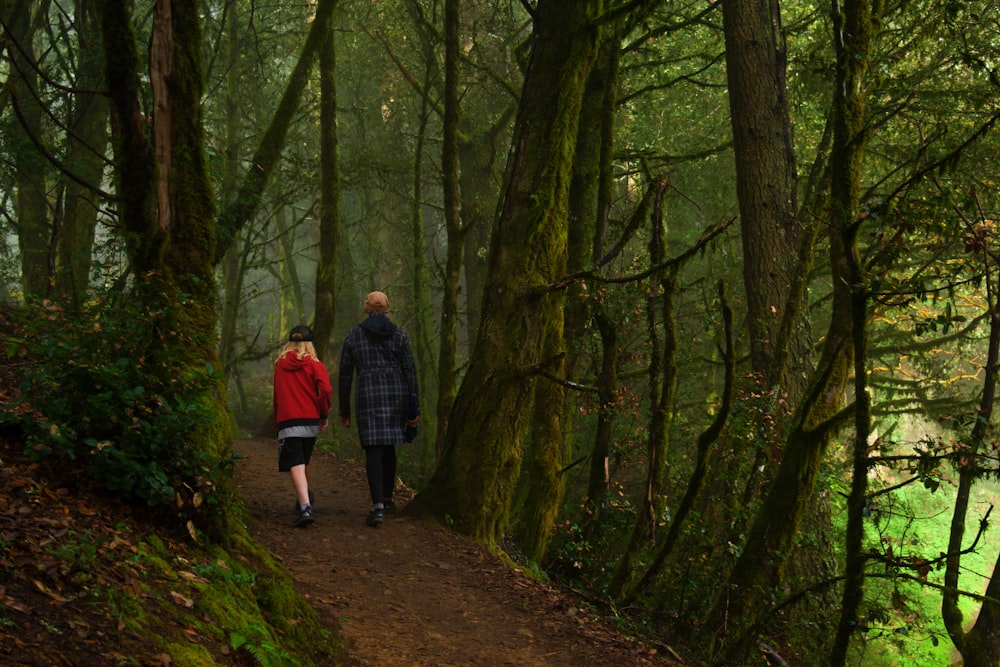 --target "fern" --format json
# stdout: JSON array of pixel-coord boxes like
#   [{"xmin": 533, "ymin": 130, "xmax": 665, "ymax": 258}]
[{"xmin": 230, "ymin": 624, "xmax": 298, "ymax": 667}]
